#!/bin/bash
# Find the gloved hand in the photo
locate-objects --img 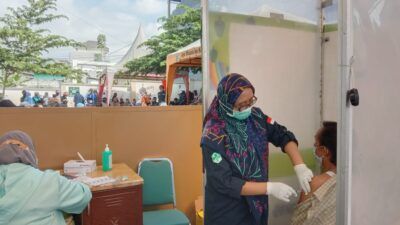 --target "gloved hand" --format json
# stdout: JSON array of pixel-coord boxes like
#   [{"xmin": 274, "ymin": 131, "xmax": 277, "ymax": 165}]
[
  {"xmin": 294, "ymin": 164, "xmax": 314, "ymax": 194},
  {"xmin": 266, "ymin": 182, "xmax": 297, "ymax": 202}
]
